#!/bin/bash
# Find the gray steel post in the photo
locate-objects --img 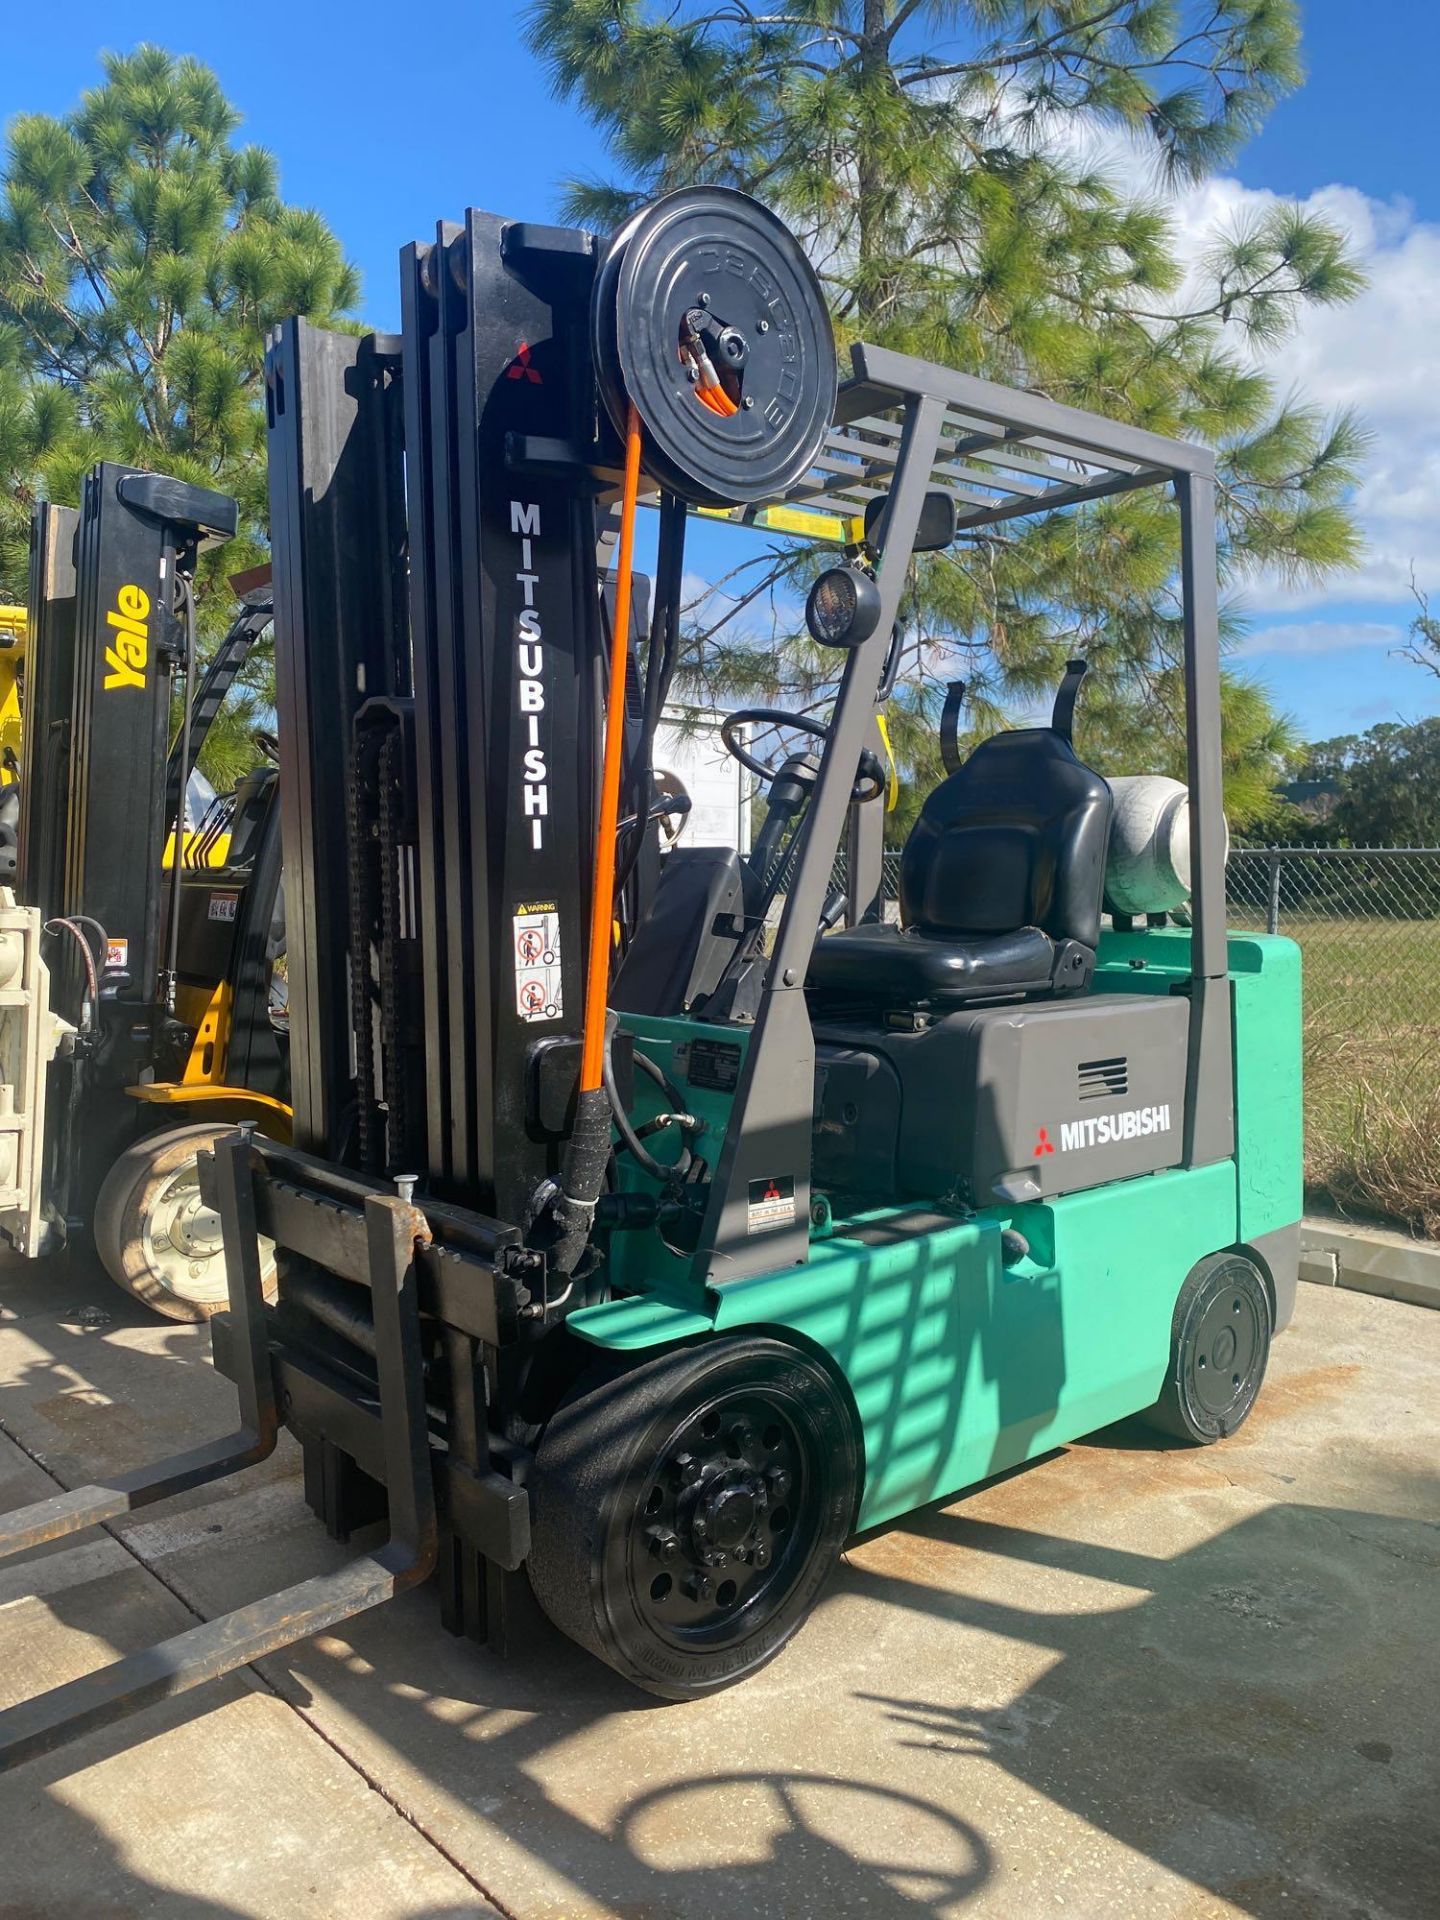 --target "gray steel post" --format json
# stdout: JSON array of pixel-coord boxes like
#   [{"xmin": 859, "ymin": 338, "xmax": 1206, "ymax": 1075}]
[
  {"xmin": 844, "ymin": 714, "xmax": 887, "ymax": 926},
  {"xmin": 1177, "ymin": 469, "xmax": 1235, "ymax": 1167},
  {"xmin": 691, "ymin": 394, "xmax": 949, "ymax": 1286}
]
